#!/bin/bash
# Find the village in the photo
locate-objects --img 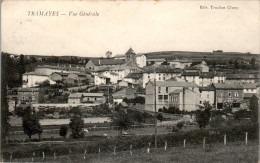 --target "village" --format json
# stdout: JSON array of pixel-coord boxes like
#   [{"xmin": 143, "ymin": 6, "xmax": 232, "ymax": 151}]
[{"xmin": 2, "ymin": 48, "xmax": 260, "ymax": 161}]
